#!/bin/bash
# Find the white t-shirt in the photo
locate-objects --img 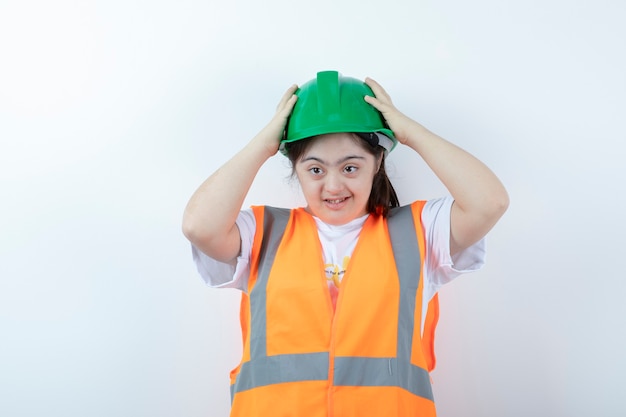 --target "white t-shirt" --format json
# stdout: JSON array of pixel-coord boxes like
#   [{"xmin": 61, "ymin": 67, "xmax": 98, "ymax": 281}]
[{"xmin": 191, "ymin": 197, "xmax": 485, "ymax": 332}]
